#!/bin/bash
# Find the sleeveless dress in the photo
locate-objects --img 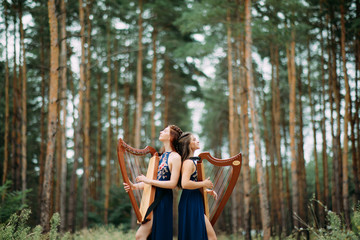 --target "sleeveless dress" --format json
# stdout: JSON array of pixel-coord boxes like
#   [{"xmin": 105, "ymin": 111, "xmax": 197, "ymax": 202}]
[
  {"xmin": 178, "ymin": 157, "xmax": 208, "ymax": 240},
  {"xmin": 148, "ymin": 151, "xmax": 173, "ymax": 240}
]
